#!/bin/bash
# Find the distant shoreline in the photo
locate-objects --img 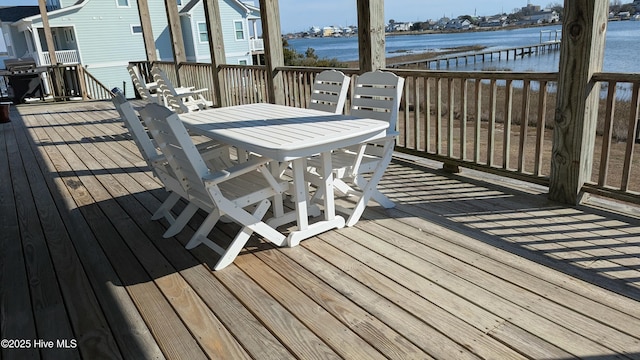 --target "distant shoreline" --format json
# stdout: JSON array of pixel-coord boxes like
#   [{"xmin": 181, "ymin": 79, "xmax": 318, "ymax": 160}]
[{"xmin": 384, "ymin": 22, "xmax": 561, "ymax": 38}]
